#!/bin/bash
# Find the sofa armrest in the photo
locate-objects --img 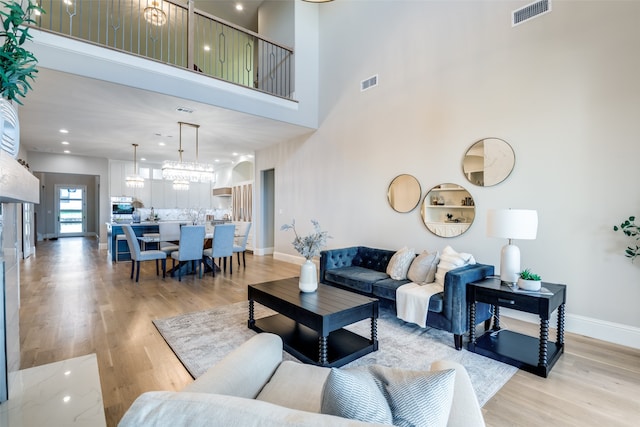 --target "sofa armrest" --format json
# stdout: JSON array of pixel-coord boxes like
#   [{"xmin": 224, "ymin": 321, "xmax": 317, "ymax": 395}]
[
  {"xmin": 119, "ymin": 391, "xmax": 384, "ymax": 427},
  {"xmin": 443, "ymin": 264, "xmax": 494, "ymax": 335},
  {"xmin": 430, "ymin": 360, "xmax": 485, "ymax": 427},
  {"xmin": 182, "ymin": 333, "xmax": 283, "ymax": 399}
]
